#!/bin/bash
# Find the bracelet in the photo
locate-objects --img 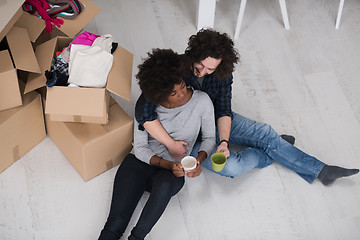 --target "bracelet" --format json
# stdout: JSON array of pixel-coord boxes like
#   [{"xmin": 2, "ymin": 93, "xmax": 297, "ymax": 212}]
[{"xmin": 219, "ymin": 139, "xmax": 229, "ymax": 148}]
